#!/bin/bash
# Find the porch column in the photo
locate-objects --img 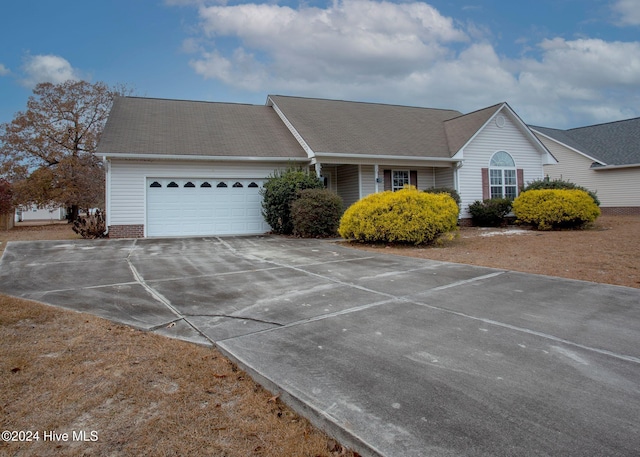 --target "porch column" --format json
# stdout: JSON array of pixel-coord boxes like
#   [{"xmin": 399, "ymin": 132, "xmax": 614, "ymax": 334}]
[
  {"xmin": 315, "ymin": 162, "xmax": 322, "ymax": 178},
  {"xmin": 374, "ymin": 164, "xmax": 379, "ymax": 193}
]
